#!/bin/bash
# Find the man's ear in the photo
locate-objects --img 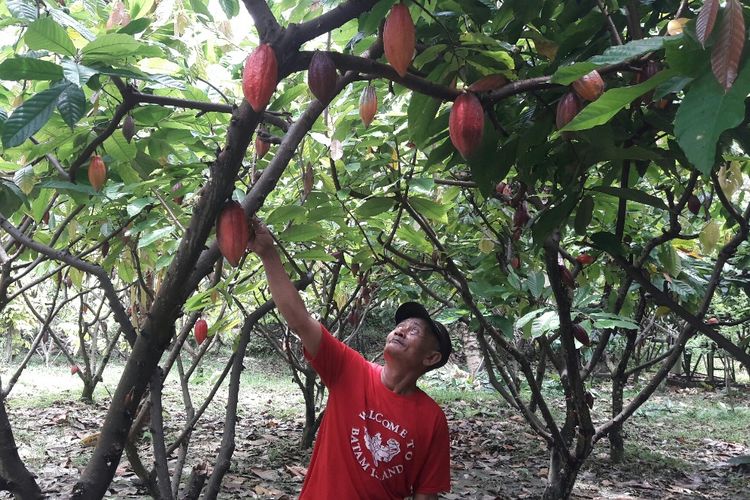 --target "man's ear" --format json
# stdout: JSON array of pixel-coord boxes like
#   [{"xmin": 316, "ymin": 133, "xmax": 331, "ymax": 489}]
[{"xmin": 422, "ymin": 350, "xmax": 441, "ymax": 370}]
